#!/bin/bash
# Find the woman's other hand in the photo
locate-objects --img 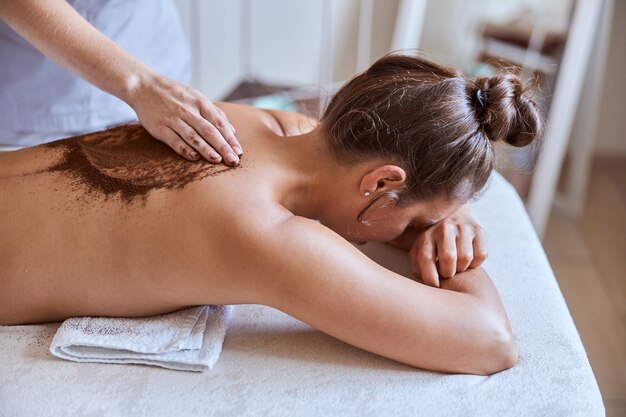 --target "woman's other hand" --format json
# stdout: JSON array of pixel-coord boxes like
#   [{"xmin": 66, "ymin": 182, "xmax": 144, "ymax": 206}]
[
  {"xmin": 125, "ymin": 73, "xmax": 243, "ymax": 164},
  {"xmin": 388, "ymin": 205, "xmax": 488, "ymax": 287}
]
